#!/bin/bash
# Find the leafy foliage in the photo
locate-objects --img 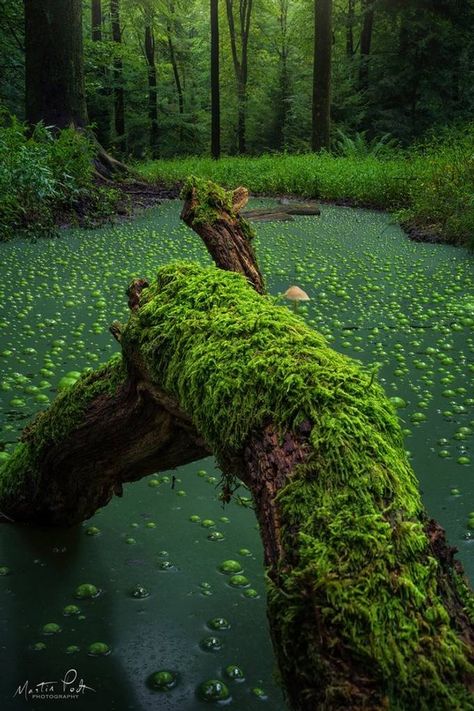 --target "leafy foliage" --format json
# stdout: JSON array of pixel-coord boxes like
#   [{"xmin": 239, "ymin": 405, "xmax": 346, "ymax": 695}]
[
  {"xmin": 139, "ymin": 126, "xmax": 474, "ymax": 245},
  {"xmin": 0, "ymin": 117, "xmax": 118, "ymax": 240}
]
